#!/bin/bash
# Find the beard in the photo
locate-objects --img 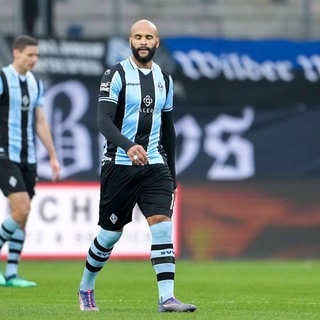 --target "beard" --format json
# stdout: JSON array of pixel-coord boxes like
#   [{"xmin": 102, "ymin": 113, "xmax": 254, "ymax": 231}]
[{"xmin": 131, "ymin": 45, "xmax": 157, "ymax": 64}]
